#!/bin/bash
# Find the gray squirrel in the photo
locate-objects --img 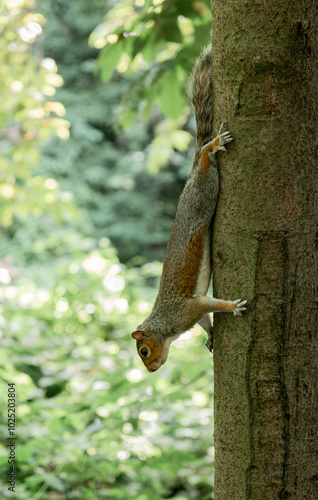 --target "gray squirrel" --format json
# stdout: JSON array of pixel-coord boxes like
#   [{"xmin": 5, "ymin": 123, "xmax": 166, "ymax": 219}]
[{"xmin": 132, "ymin": 45, "xmax": 247, "ymax": 372}]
